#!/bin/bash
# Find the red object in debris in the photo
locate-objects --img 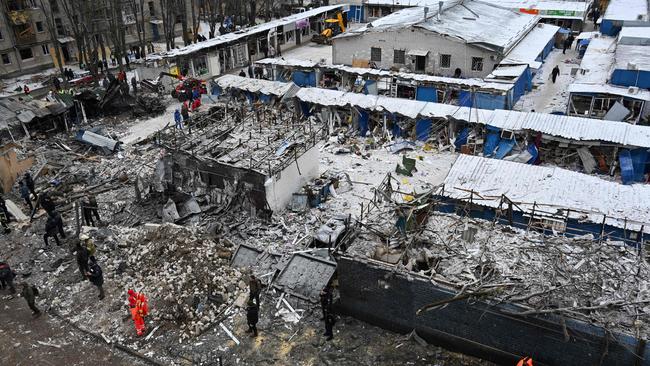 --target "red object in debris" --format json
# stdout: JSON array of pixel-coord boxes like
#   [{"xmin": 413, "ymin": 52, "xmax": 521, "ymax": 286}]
[
  {"xmin": 23, "ymin": 85, "xmax": 30, "ymax": 95},
  {"xmin": 128, "ymin": 290, "xmax": 149, "ymax": 336},
  {"xmin": 516, "ymin": 357, "xmax": 533, "ymax": 366},
  {"xmin": 191, "ymin": 98, "xmax": 201, "ymax": 111}
]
